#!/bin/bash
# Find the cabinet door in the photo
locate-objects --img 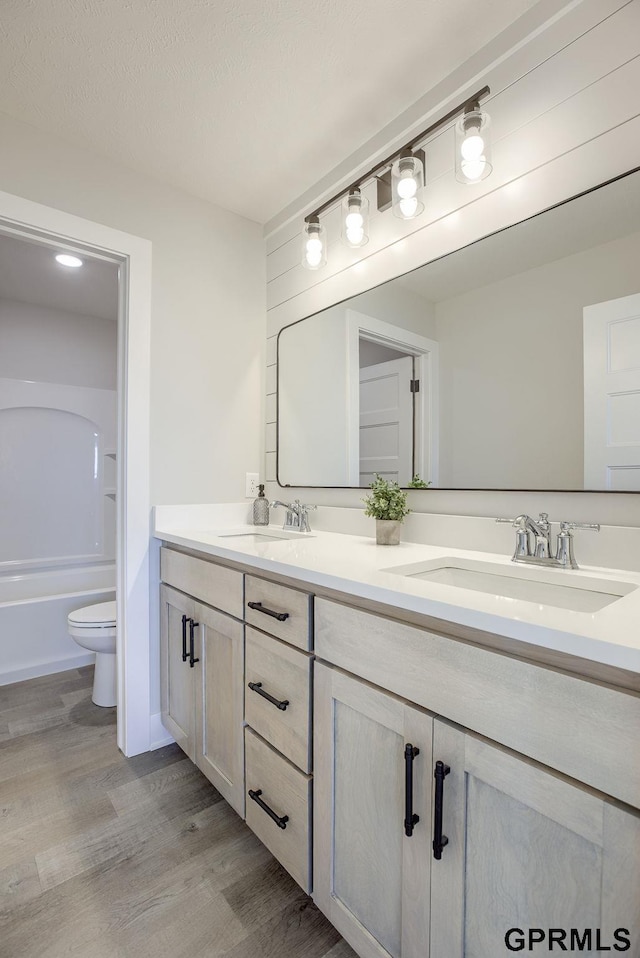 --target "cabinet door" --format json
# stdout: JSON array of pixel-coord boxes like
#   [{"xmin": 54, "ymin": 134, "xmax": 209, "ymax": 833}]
[
  {"xmin": 314, "ymin": 663, "xmax": 433, "ymax": 958},
  {"xmin": 431, "ymin": 719, "xmax": 640, "ymax": 958},
  {"xmin": 160, "ymin": 585, "xmax": 196, "ymax": 760},
  {"xmin": 194, "ymin": 601, "xmax": 245, "ymax": 817}
]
